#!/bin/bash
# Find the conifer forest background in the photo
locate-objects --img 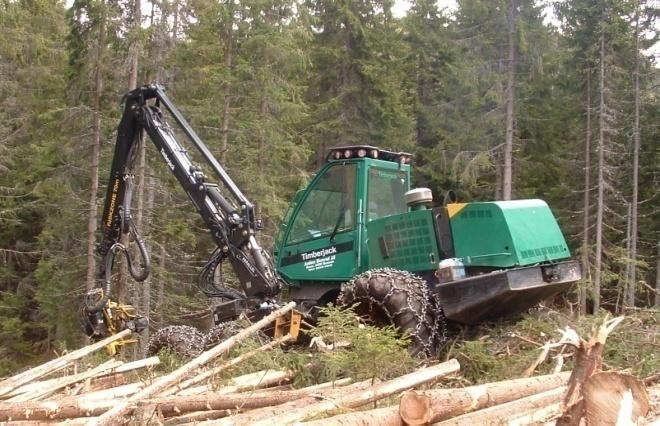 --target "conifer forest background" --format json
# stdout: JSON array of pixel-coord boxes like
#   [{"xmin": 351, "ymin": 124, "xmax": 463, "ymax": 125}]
[{"xmin": 0, "ymin": 0, "xmax": 658, "ymax": 373}]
